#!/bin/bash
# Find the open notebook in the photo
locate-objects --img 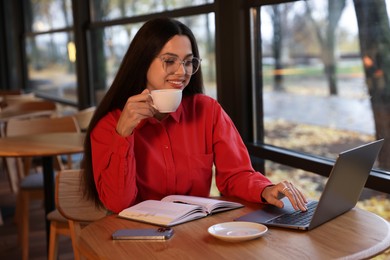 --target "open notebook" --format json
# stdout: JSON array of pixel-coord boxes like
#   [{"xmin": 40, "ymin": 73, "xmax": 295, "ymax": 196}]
[{"xmin": 236, "ymin": 139, "xmax": 384, "ymax": 230}]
